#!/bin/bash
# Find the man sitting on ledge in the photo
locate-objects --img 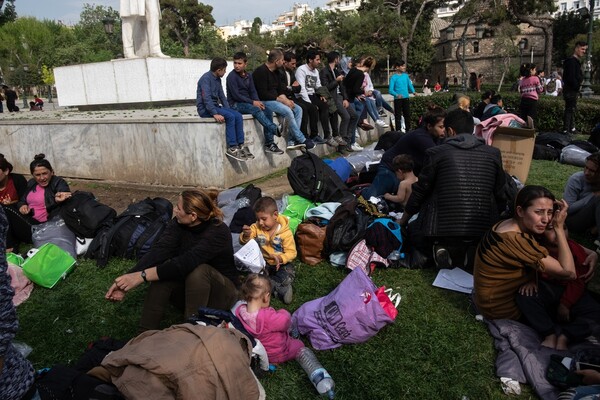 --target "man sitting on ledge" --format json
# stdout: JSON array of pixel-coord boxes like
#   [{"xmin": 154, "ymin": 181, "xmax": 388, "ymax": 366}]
[
  {"xmin": 197, "ymin": 57, "xmax": 254, "ymax": 162},
  {"xmin": 252, "ymin": 49, "xmax": 315, "ymax": 151},
  {"xmin": 226, "ymin": 51, "xmax": 284, "ymax": 155}
]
